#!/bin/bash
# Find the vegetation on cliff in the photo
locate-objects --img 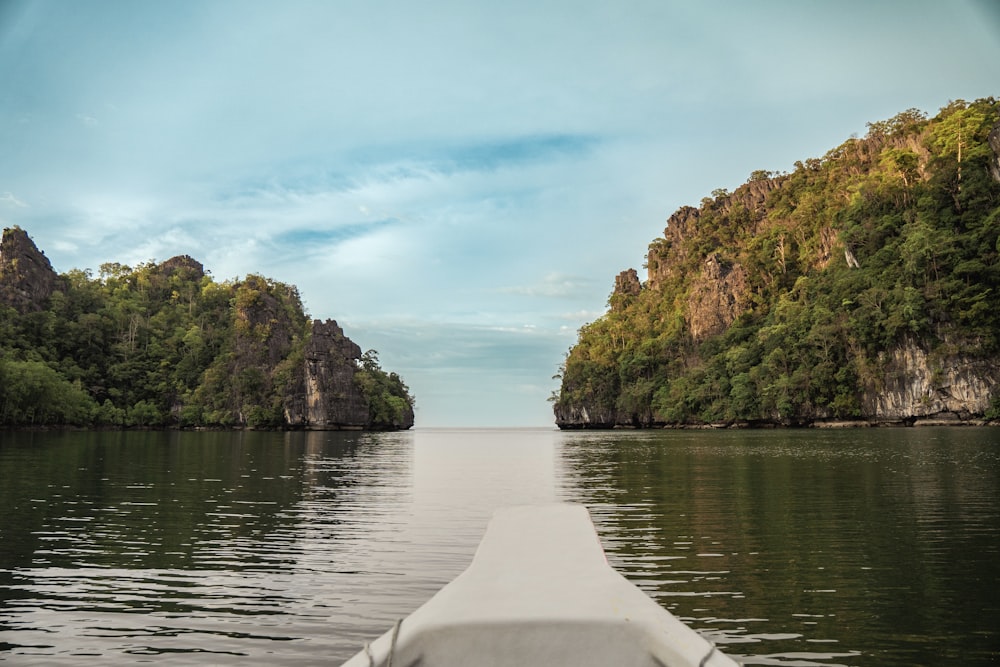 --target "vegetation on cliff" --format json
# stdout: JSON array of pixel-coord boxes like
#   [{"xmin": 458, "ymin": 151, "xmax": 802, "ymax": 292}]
[
  {"xmin": 554, "ymin": 98, "xmax": 1000, "ymax": 427},
  {"xmin": 0, "ymin": 239, "xmax": 414, "ymax": 429}
]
